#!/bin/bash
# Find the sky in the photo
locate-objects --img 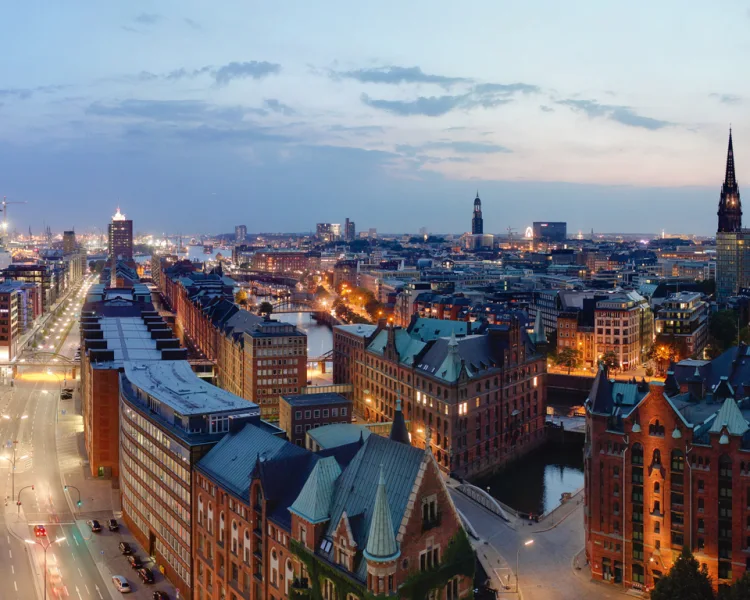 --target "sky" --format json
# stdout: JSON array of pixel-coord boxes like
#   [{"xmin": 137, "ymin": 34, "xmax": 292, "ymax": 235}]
[{"xmin": 1, "ymin": 1, "xmax": 749, "ymax": 236}]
